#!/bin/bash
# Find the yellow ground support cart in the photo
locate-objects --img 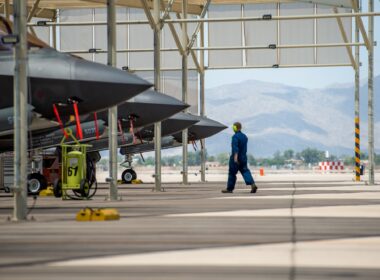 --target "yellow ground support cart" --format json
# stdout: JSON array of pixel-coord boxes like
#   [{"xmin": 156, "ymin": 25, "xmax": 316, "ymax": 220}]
[{"xmin": 53, "ymin": 129, "xmax": 93, "ymax": 200}]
